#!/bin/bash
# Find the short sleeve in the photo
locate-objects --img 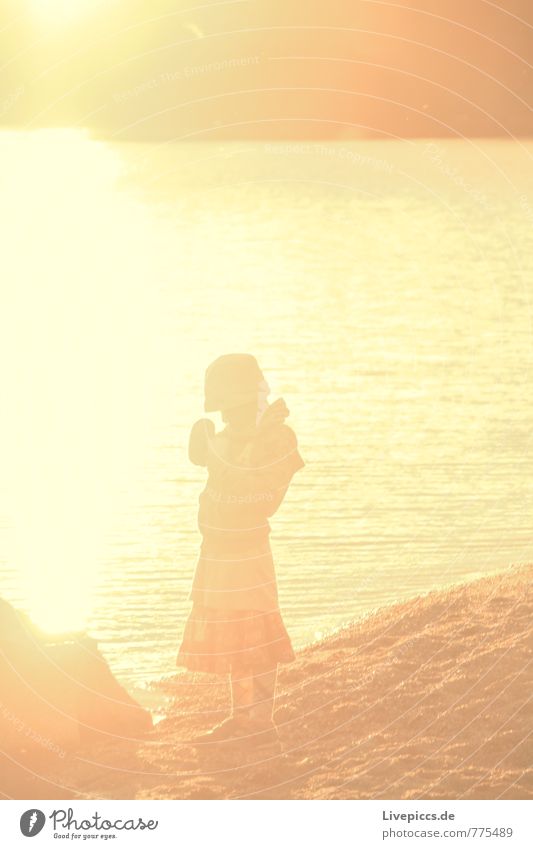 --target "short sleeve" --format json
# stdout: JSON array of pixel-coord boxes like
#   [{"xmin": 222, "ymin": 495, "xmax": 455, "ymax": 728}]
[
  {"xmin": 208, "ymin": 424, "xmax": 304, "ymax": 500},
  {"xmin": 266, "ymin": 424, "xmax": 305, "ymax": 484}
]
